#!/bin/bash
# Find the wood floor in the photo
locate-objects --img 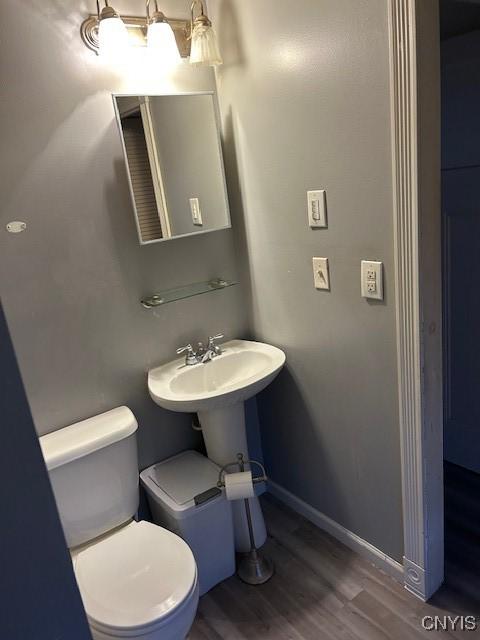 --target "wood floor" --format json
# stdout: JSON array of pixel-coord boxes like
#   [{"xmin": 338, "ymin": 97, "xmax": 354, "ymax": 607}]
[{"xmin": 188, "ymin": 481, "xmax": 480, "ymax": 639}]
